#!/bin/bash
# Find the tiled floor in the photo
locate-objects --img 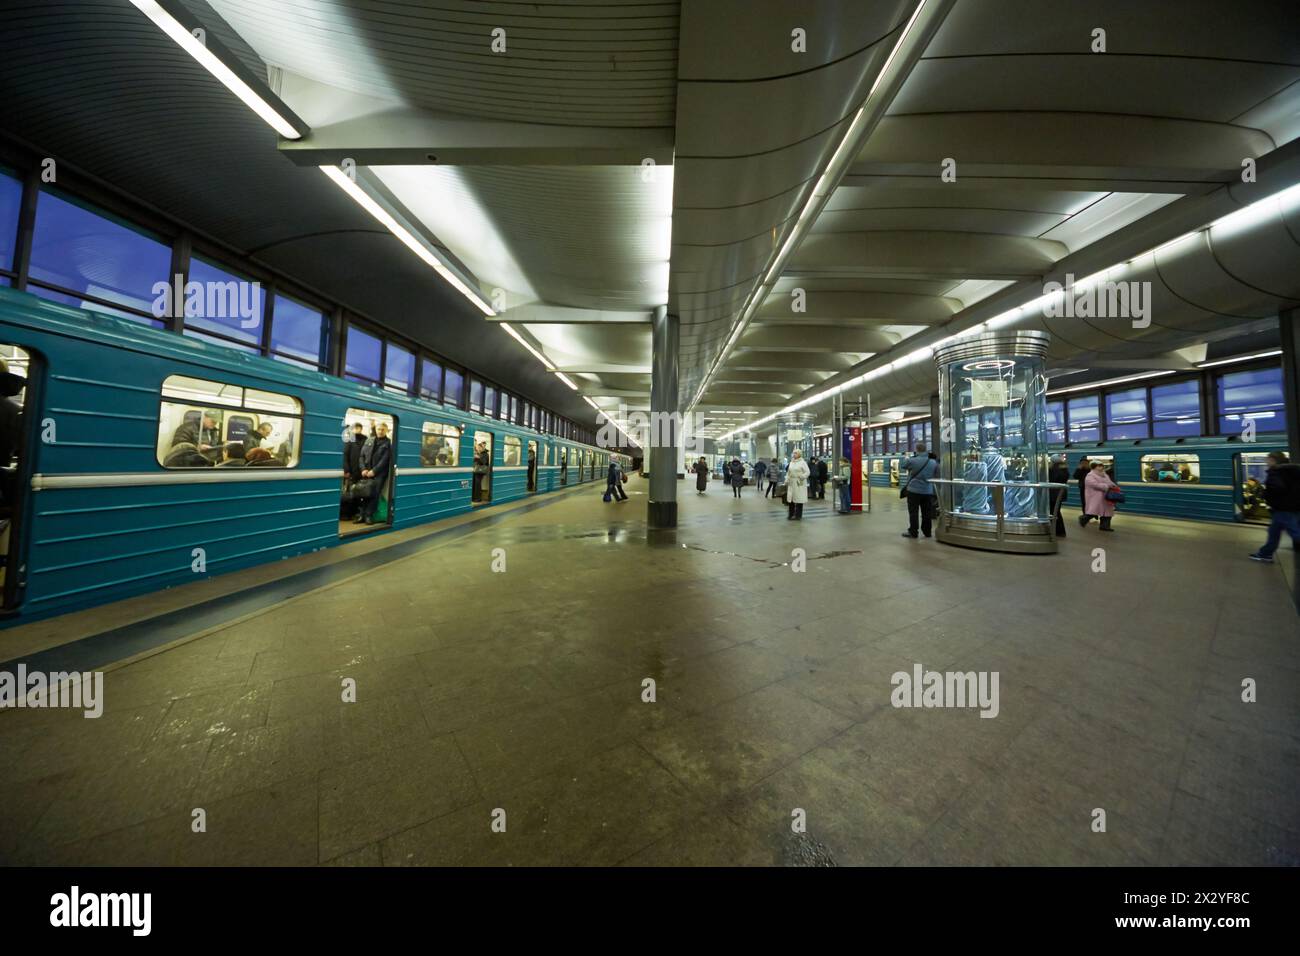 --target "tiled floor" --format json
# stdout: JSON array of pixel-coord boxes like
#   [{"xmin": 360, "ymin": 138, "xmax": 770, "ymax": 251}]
[{"xmin": 1, "ymin": 475, "xmax": 1297, "ymax": 866}]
